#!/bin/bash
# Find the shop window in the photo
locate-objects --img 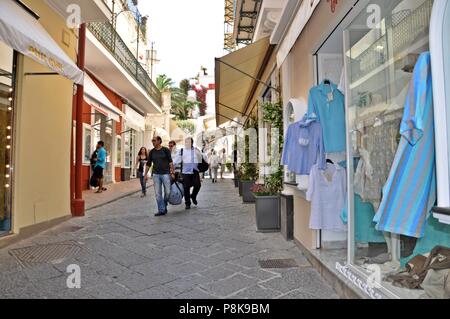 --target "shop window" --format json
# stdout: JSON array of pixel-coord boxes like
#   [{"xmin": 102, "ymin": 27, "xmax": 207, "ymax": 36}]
[
  {"xmin": 124, "ymin": 128, "xmax": 131, "ymax": 169},
  {"xmin": 0, "ymin": 44, "xmax": 14, "ymax": 235},
  {"xmin": 93, "ymin": 111, "xmax": 114, "ymax": 184},
  {"xmin": 83, "ymin": 125, "xmax": 93, "ymax": 164},
  {"xmin": 116, "ymin": 135, "xmax": 122, "ymax": 166},
  {"xmin": 344, "ymin": 0, "xmax": 438, "ymax": 298}
]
